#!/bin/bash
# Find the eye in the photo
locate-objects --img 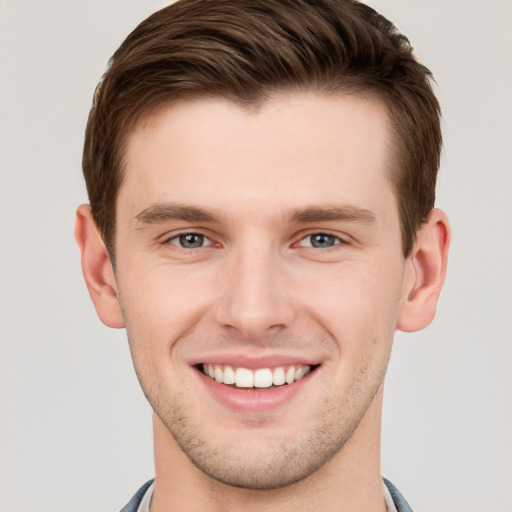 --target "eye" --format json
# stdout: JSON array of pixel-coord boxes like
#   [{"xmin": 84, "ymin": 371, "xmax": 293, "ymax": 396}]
[
  {"xmin": 169, "ymin": 233, "xmax": 213, "ymax": 249},
  {"xmin": 298, "ymin": 233, "xmax": 342, "ymax": 249}
]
